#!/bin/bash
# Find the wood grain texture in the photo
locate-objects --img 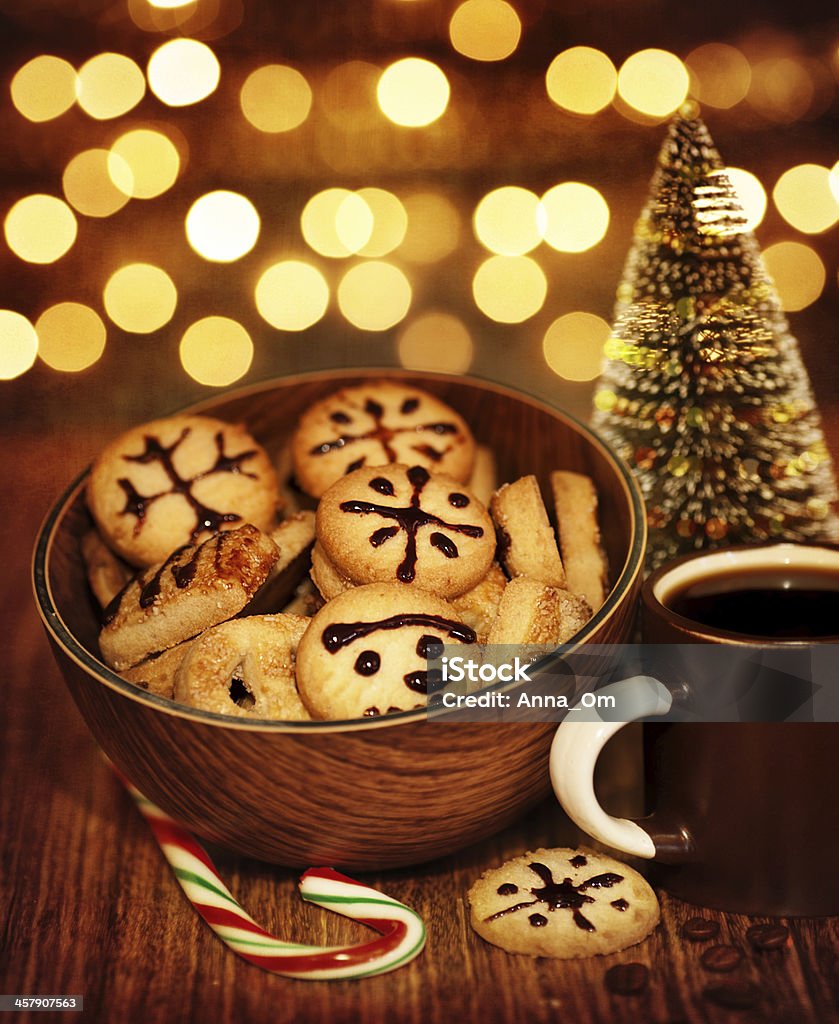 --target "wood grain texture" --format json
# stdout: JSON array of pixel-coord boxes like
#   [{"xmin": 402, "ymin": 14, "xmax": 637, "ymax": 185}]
[
  {"xmin": 4, "ymin": 429, "xmax": 839, "ymax": 1023},
  {"xmin": 35, "ymin": 372, "xmax": 644, "ymax": 869}
]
